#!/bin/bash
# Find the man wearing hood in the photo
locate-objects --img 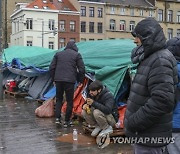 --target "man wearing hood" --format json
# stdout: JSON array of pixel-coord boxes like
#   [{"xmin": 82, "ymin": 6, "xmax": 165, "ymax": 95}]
[
  {"xmin": 166, "ymin": 37, "xmax": 180, "ymax": 154},
  {"xmin": 49, "ymin": 41, "xmax": 85, "ymax": 127},
  {"xmin": 124, "ymin": 17, "xmax": 178, "ymax": 153}
]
